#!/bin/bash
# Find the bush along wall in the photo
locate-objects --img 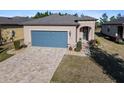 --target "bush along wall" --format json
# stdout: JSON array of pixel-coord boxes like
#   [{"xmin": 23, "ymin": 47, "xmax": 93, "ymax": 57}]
[
  {"xmin": 74, "ymin": 39, "xmax": 82, "ymax": 52},
  {"xmin": 13, "ymin": 40, "xmax": 21, "ymax": 50}
]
